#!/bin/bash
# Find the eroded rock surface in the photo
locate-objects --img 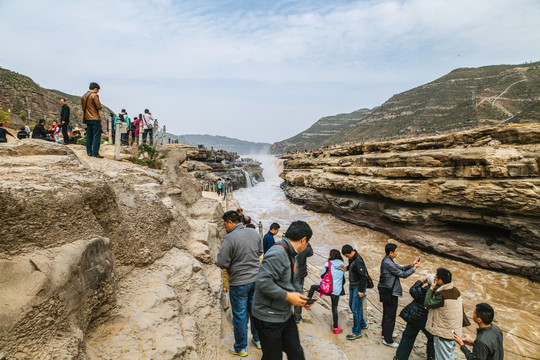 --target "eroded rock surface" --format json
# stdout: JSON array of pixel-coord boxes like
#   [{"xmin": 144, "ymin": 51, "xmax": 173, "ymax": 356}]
[
  {"xmin": 0, "ymin": 140, "xmax": 226, "ymax": 359},
  {"xmin": 281, "ymin": 124, "xmax": 540, "ymax": 280}
]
